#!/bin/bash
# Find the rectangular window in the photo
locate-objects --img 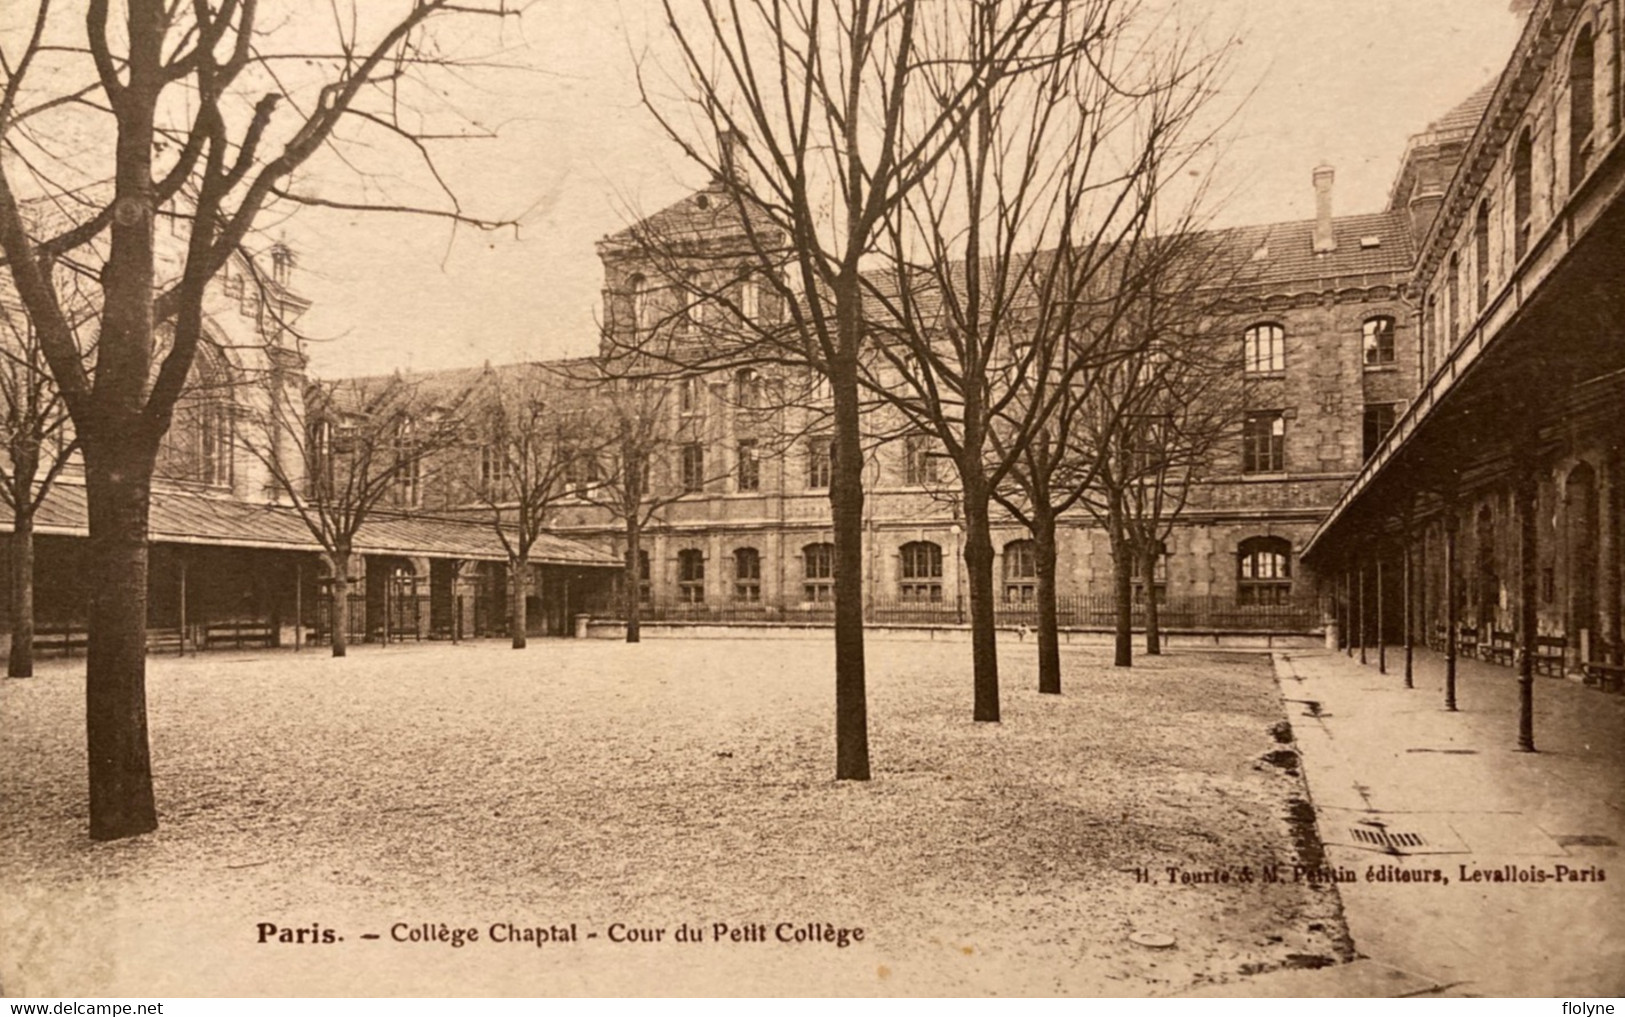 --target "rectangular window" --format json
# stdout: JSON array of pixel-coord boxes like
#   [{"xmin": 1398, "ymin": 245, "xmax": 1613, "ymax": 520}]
[
  {"xmin": 803, "ymin": 543, "xmax": 834, "ymax": 602},
  {"xmin": 1243, "ymin": 324, "xmax": 1285, "ymax": 374},
  {"xmin": 904, "ymin": 434, "xmax": 939, "ymax": 486},
  {"xmin": 1362, "ymin": 403, "xmax": 1397, "ymax": 460},
  {"xmin": 1242, "ymin": 411, "xmax": 1285, "ymax": 474},
  {"xmin": 678, "ymin": 549, "xmax": 705, "ymax": 604},
  {"xmin": 681, "ymin": 443, "xmax": 705, "ymax": 493},
  {"xmin": 1362, "ymin": 317, "xmax": 1395, "ymax": 368},
  {"xmin": 734, "ymin": 548, "xmax": 761, "ymax": 602},
  {"xmin": 806, "ymin": 439, "xmax": 832, "ymax": 490},
  {"xmin": 736, "ymin": 439, "xmax": 760, "ymax": 492},
  {"xmin": 480, "ymin": 445, "xmax": 511, "ymax": 496}
]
